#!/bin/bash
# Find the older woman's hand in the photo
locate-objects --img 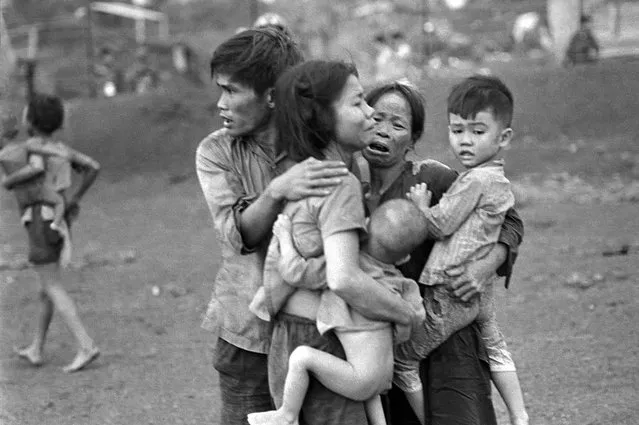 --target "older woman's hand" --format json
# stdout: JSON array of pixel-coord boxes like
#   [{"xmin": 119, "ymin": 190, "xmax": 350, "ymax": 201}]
[{"xmin": 445, "ymin": 244, "xmax": 508, "ymax": 301}]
